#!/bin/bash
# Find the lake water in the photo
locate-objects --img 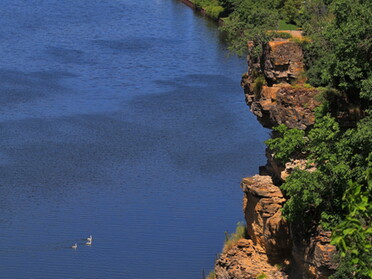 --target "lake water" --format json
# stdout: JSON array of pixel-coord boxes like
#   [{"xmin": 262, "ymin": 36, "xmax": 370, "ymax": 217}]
[{"xmin": 0, "ymin": 1, "xmax": 269, "ymax": 278}]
